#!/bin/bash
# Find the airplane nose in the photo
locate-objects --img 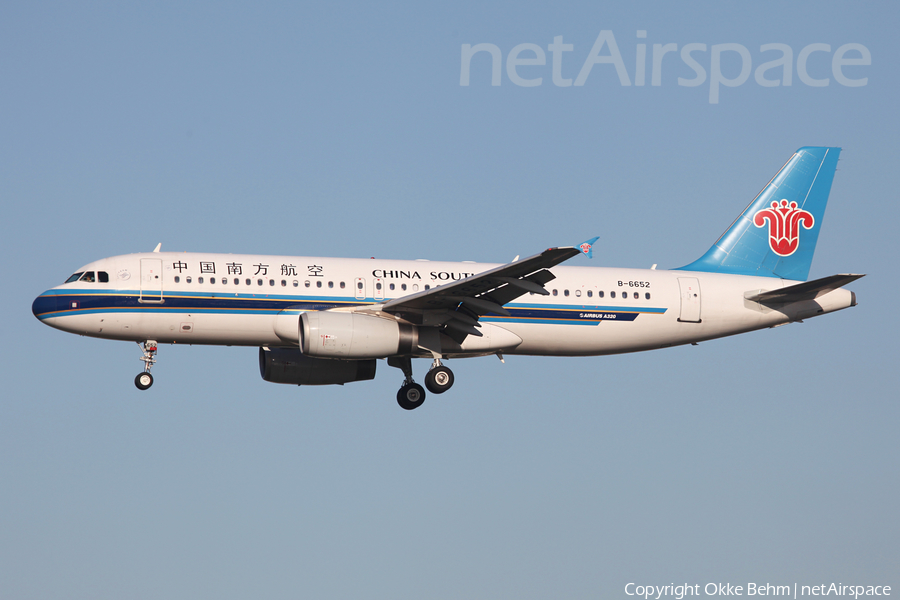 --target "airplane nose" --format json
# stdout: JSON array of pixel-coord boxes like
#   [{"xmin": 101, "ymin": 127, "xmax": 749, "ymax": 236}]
[{"xmin": 32, "ymin": 292, "xmax": 57, "ymax": 320}]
